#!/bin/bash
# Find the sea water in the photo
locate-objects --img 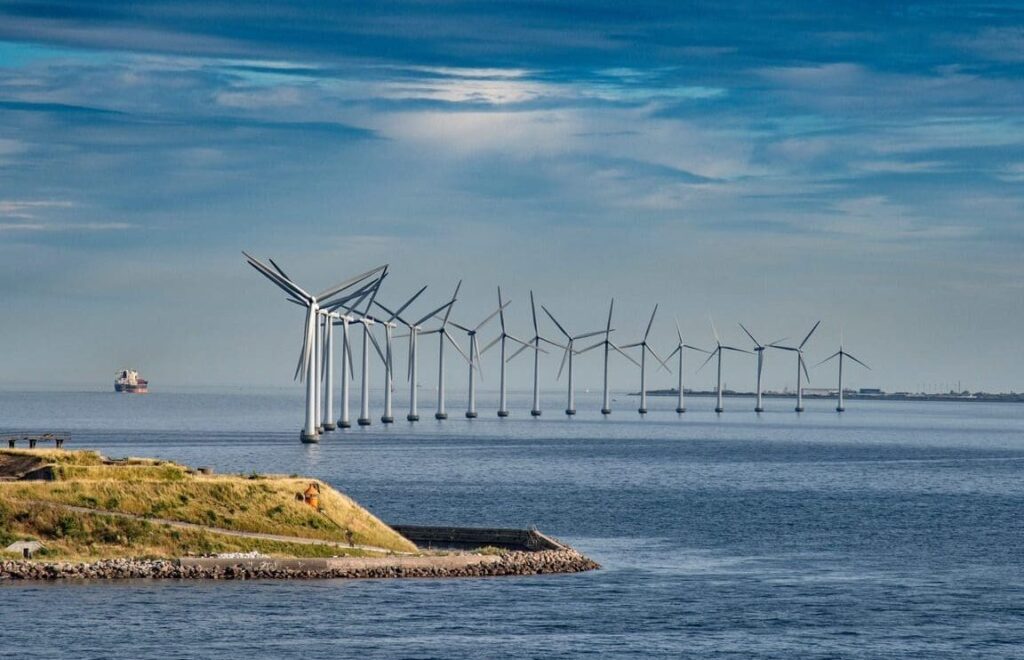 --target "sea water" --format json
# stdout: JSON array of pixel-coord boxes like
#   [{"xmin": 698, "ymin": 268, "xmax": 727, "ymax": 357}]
[{"xmin": 1, "ymin": 389, "xmax": 1022, "ymax": 658}]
